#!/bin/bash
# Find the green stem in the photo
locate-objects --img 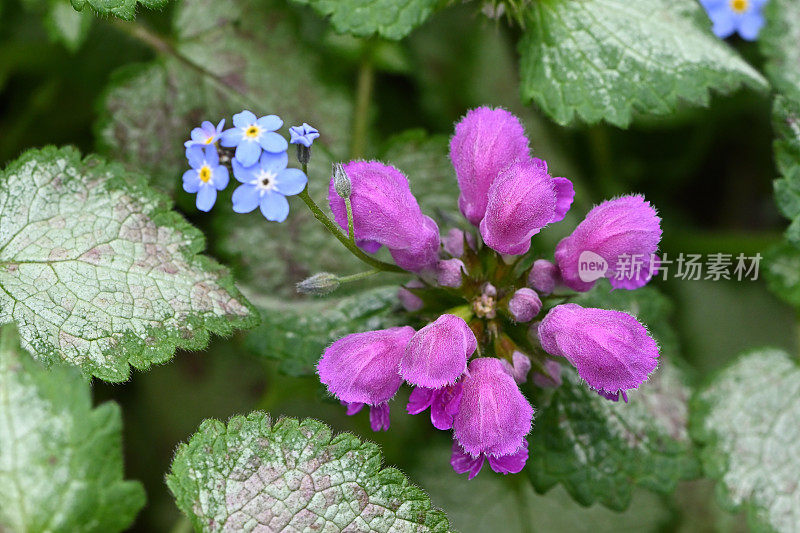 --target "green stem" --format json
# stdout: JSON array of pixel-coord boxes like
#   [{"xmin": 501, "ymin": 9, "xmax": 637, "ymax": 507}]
[
  {"xmin": 296, "ymin": 188, "xmax": 404, "ymax": 273},
  {"xmin": 344, "ymin": 197, "xmax": 356, "ymax": 243},
  {"xmin": 337, "ymin": 269, "xmax": 380, "ymax": 284},
  {"xmin": 350, "ymin": 54, "xmax": 374, "ymax": 159}
]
